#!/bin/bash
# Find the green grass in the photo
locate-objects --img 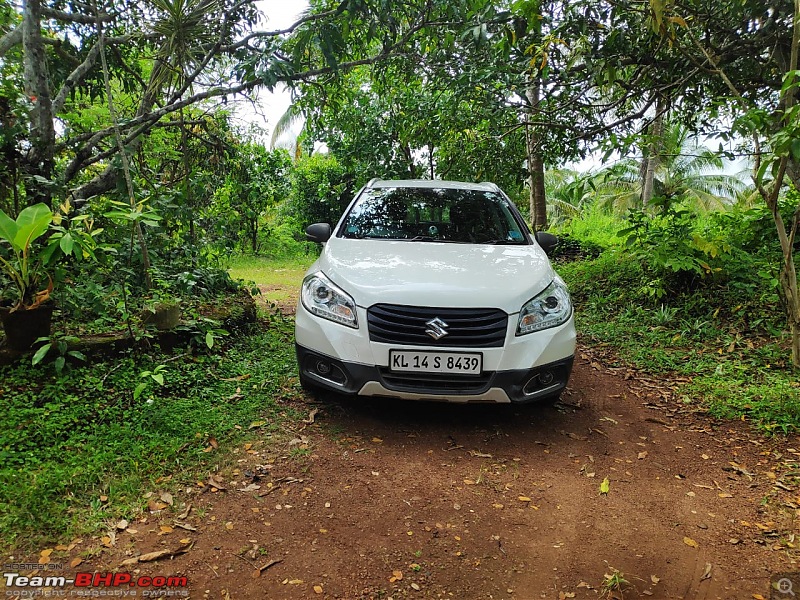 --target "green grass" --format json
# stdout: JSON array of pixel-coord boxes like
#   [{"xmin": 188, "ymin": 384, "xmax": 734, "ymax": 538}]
[
  {"xmin": 0, "ymin": 316, "xmax": 302, "ymax": 551},
  {"xmin": 558, "ymin": 250, "xmax": 800, "ymax": 432},
  {"xmin": 552, "ymin": 203, "xmax": 625, "ymax": 248},
  {"xmin": 228, "ymin": 254, "xmax": 315, "ymax": 303}
]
